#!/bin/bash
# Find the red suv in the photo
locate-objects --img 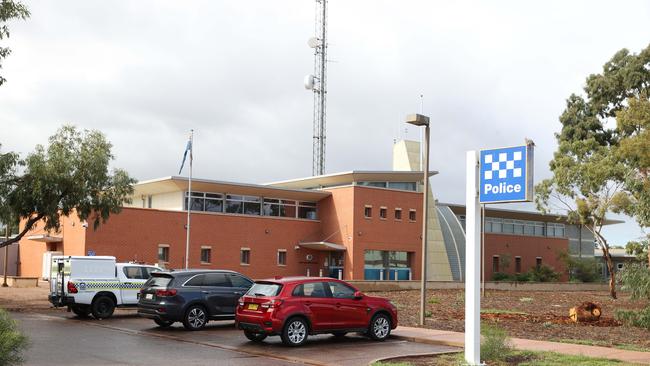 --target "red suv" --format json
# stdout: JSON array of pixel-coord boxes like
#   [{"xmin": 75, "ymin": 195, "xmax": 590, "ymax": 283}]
[{"xmin": 235, "ymin": 277, "xmax": 398, "ymax": 346}]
